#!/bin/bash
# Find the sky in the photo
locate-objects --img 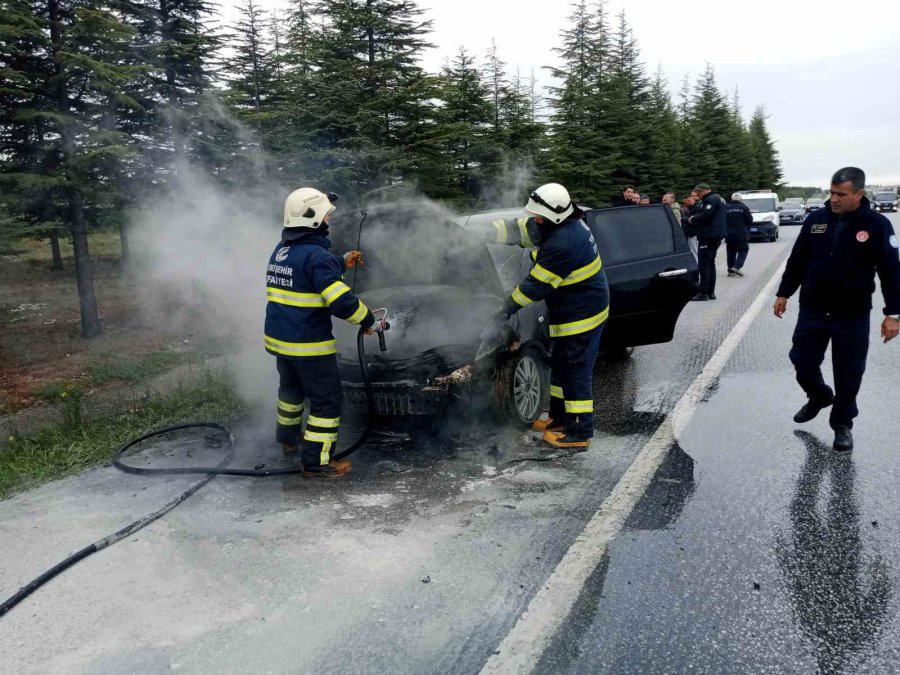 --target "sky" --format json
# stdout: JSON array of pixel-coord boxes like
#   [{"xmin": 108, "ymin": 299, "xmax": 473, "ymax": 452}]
[{"xmin": 220, "ymin": 0, "xmax": 900, "ymax": 188}]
